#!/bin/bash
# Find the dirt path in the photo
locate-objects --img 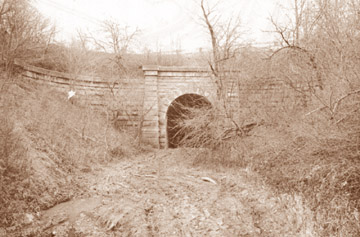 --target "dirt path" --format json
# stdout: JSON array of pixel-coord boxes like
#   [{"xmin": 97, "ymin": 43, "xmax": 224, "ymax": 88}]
[{"xmin": 24, "ymin": 149, "xmax": 314, "ymax": 237}]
